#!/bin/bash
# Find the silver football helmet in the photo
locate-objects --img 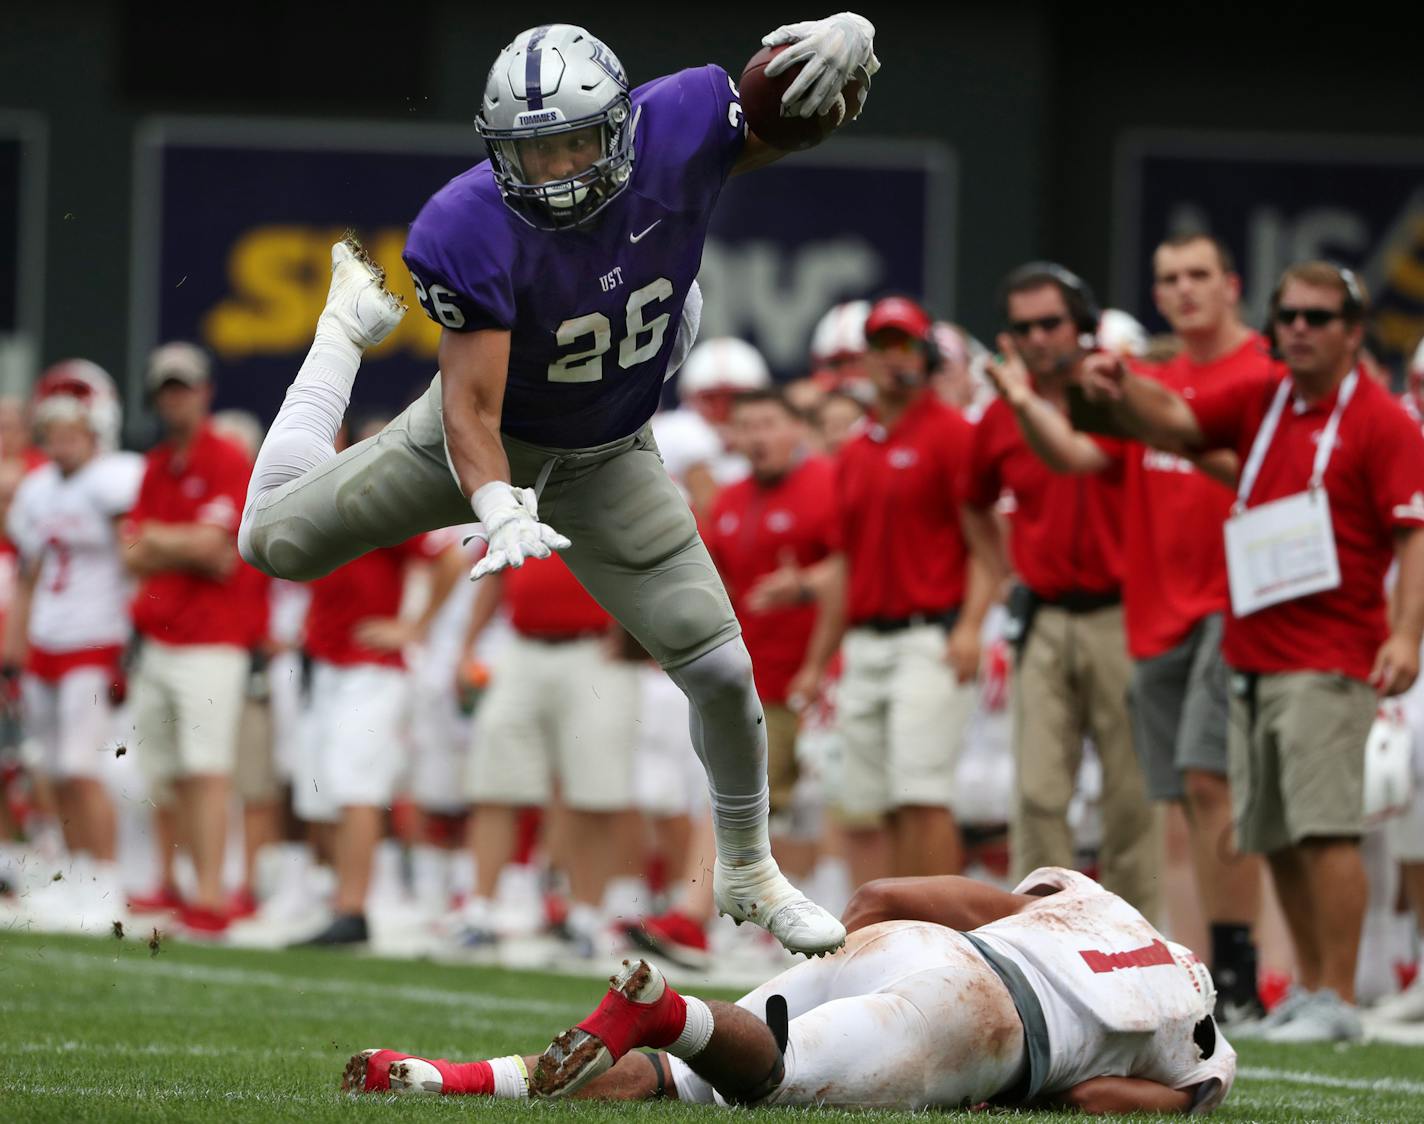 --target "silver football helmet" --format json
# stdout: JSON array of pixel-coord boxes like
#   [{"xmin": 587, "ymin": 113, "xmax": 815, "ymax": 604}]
[{"xmin": 476, "ymin": 24, "xmax": 635, "ymax": 230}]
